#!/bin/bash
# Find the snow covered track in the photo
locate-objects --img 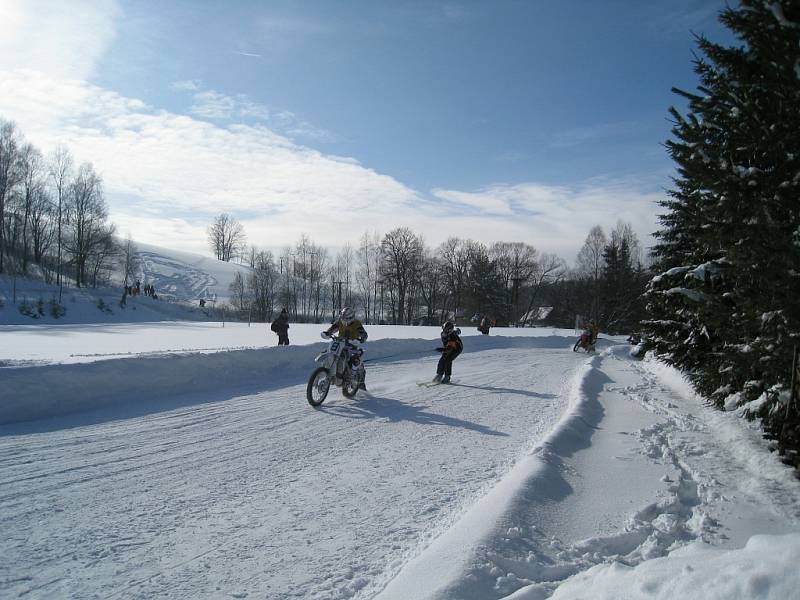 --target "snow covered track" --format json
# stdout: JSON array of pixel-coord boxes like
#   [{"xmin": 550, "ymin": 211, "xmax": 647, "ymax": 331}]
[
  {"xmin": 0, "ymin": 334, "xmax": 588, "ymax": 426},
  {"xmin": 377, "ymin": 347, "xmax": 800, "ymax": 600},
  {"xmin": 4, "ymin": 335, "xmax": 797, "ymax": 599},
  {"xmin": 0, "ymin": 336, "xmax": 585, "ymax": 599}
]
